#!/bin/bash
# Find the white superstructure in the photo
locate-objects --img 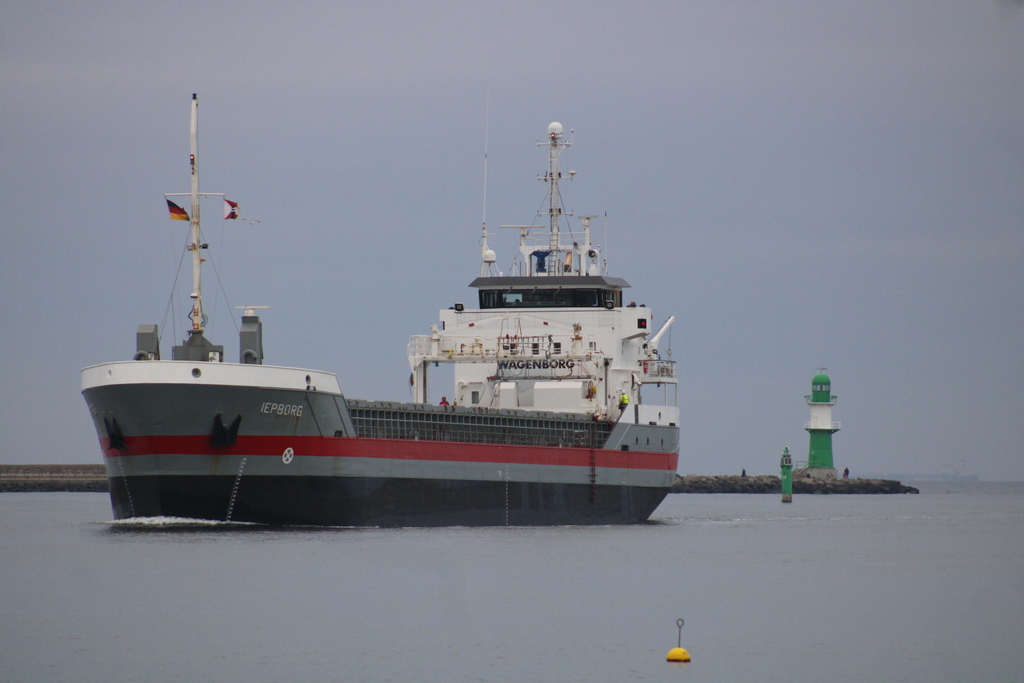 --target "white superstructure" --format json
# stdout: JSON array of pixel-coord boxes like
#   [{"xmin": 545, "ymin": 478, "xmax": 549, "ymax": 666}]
[{"xmin": 408, "ymin": 123, "xmax": 678, "ymax": 425}]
